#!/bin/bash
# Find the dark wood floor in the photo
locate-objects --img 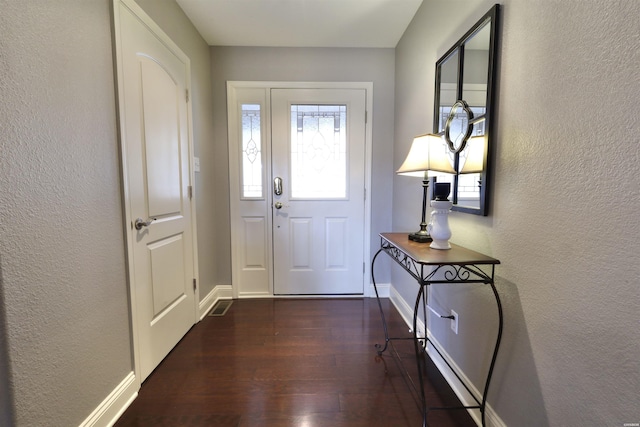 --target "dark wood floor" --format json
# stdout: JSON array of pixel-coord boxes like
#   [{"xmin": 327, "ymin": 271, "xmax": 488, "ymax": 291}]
[{"xmin": 114, "ymin": 298, "xmax": 476, "ymax": 427}]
